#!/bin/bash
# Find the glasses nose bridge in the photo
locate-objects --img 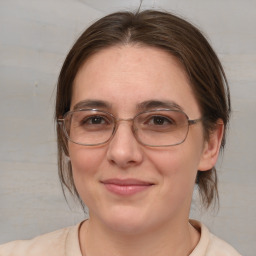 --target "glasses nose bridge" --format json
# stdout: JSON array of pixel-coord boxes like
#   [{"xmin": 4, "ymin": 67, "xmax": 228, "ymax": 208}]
[
  {"xmin": 114, "ymin": 117, "xmax": 136, "ymax": 133},
  {"xmin": 116, "ymin": 117, "xmax": 134, "ymax": 123}
]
